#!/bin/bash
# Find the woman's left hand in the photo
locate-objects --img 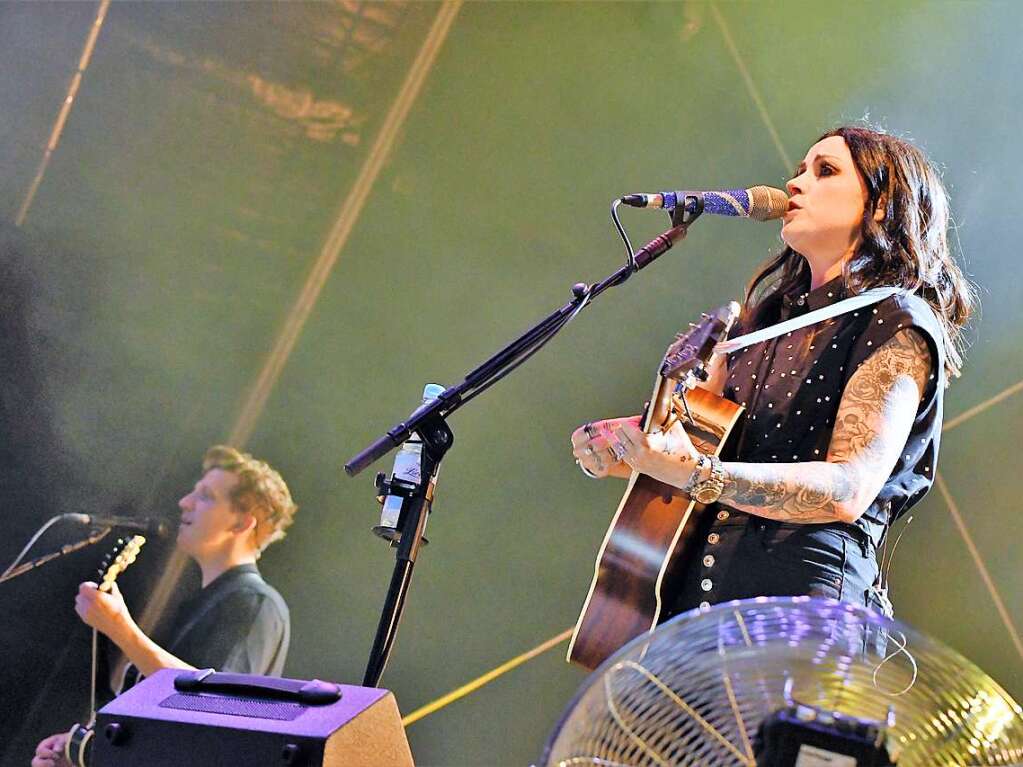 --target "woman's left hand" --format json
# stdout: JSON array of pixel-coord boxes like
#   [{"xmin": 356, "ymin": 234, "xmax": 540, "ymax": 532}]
[{"xmin": 609, "ymin": 418, "xmax": 700, "ymax": 489}]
